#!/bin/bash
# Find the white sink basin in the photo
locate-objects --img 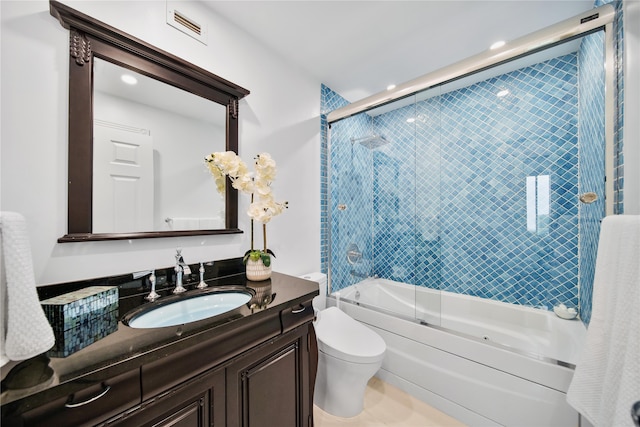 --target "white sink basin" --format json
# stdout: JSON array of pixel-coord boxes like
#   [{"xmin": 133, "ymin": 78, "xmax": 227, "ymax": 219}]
[{"xmin": 126, "ymin": 291, "xmax": 252, "ymax": 329}]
